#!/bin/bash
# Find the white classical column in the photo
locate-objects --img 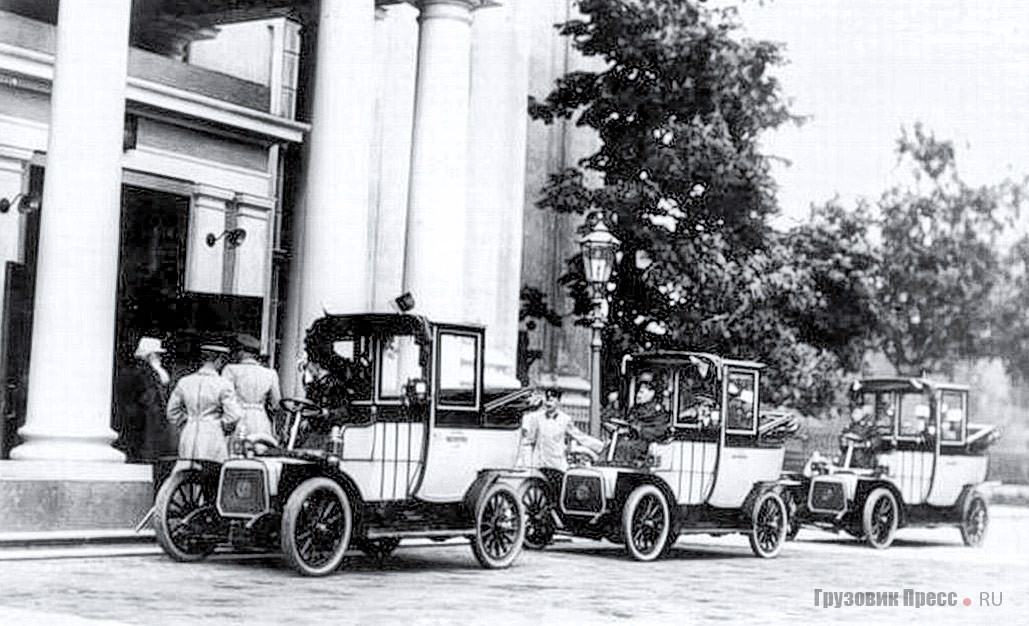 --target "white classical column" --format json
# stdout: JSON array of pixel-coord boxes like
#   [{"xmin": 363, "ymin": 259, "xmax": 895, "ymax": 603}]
[
  {"xmin": 466, "ymin": 1, "xmax": 530, "ymax": 387},
  {"xmin": 370, "ymin": 4, "xmax": 419, "ymax": 310},
  {"xmin": 281, "ymin": 0, "xmax": 376, "ymax": 395},
  {"xmin": 11, "ymin": 0, "xmax": 132, "ymax": 462},
  {"xmin": 402, "ymin": 0, "xmax": 480, "ymax": 322}
]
